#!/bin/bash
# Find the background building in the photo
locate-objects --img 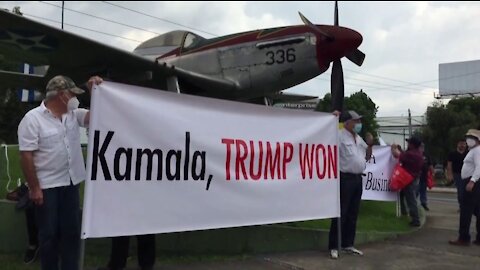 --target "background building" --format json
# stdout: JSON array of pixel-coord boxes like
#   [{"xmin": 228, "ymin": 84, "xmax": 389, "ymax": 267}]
[{"xmin": 376, "ymin": 115, "xmax": 426, "ymax": 149}]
